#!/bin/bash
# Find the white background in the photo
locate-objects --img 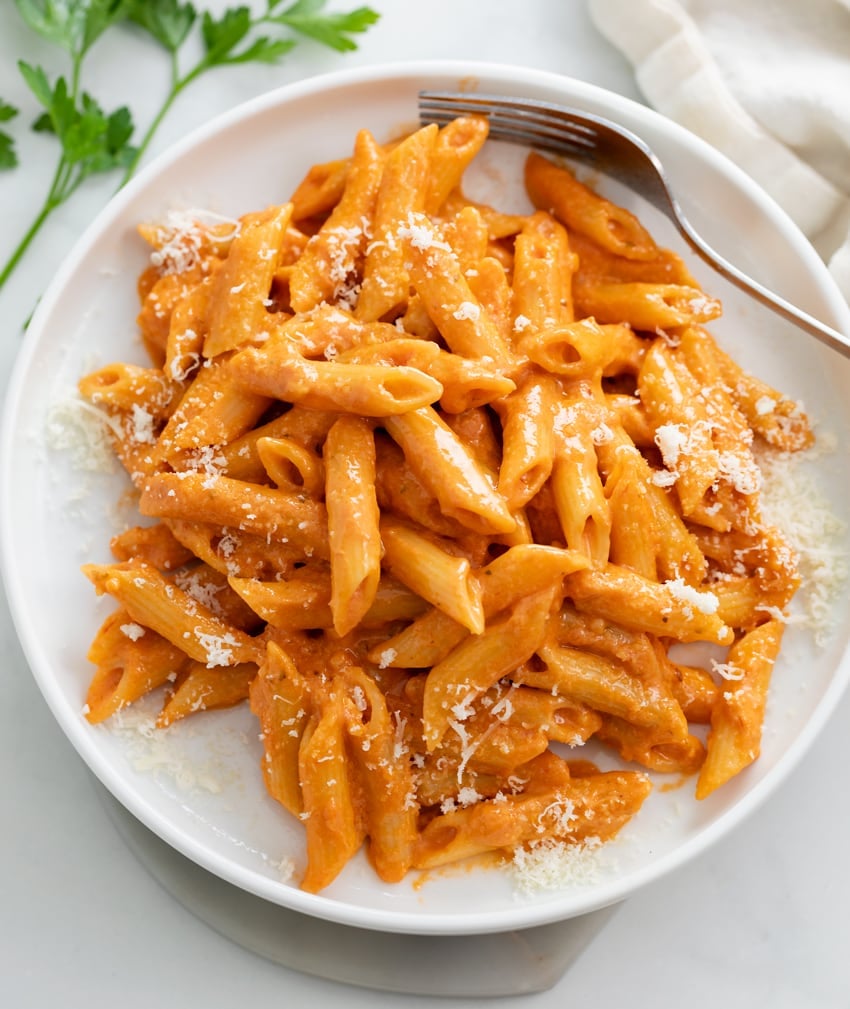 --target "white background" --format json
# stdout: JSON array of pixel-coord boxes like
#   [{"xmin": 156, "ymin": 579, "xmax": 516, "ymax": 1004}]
[{"xmin": 1, "ymin": 2, "xmax": 848, "ymax": 1007}]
